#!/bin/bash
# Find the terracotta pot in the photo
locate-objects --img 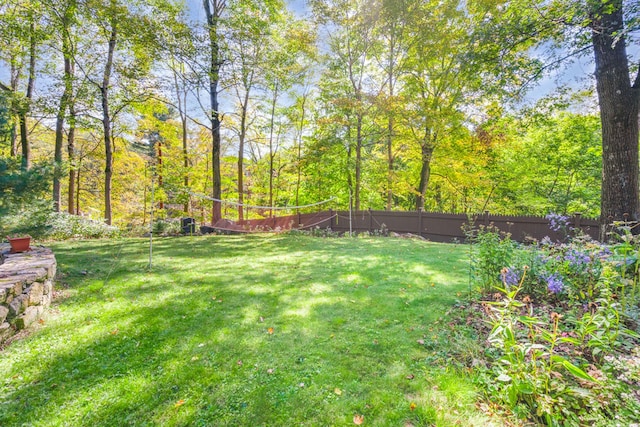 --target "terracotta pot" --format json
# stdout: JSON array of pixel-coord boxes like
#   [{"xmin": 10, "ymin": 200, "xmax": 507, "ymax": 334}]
[{"xmin": 7, "ymin": 236, "xmax": 31, "ymax": 253}]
